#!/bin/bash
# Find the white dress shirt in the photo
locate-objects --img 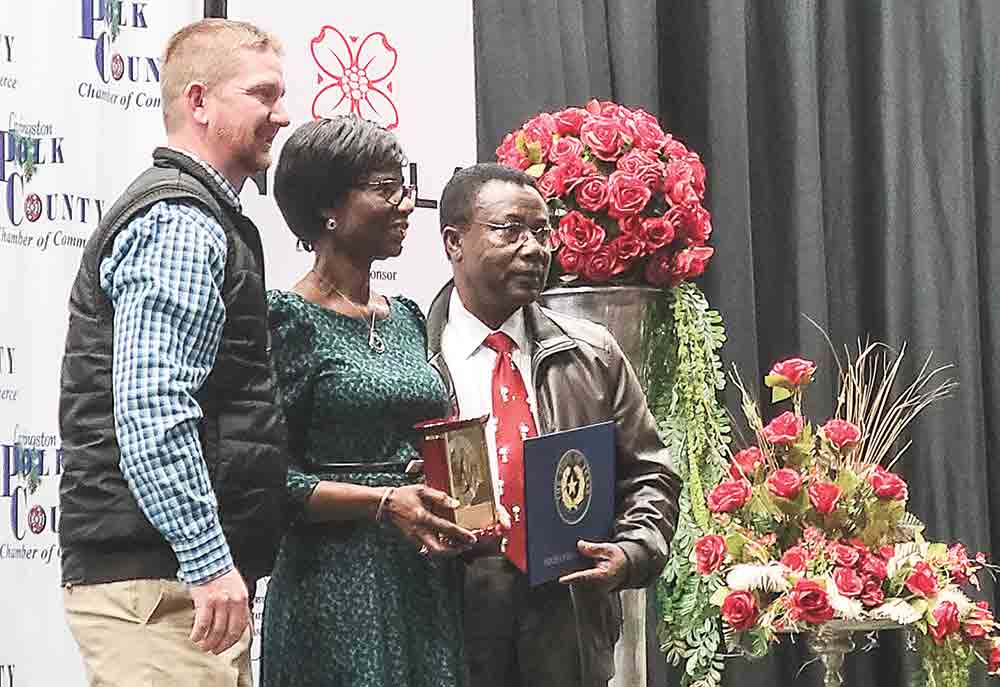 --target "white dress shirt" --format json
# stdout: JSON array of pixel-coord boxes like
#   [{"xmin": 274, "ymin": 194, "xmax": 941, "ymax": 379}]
[{"xmin": 440, "ymin": 288, "xmax": 539, "ymax": 505}]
